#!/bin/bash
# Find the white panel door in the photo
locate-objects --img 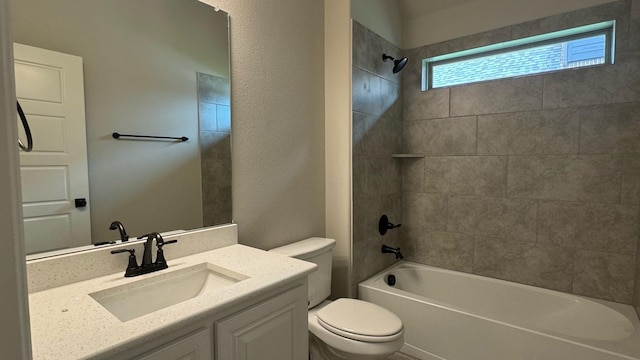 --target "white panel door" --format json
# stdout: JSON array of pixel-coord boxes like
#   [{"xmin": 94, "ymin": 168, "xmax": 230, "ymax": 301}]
[{"xmin": 14, "ymin": 43, "xmax": 91, "ymax": 254}]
